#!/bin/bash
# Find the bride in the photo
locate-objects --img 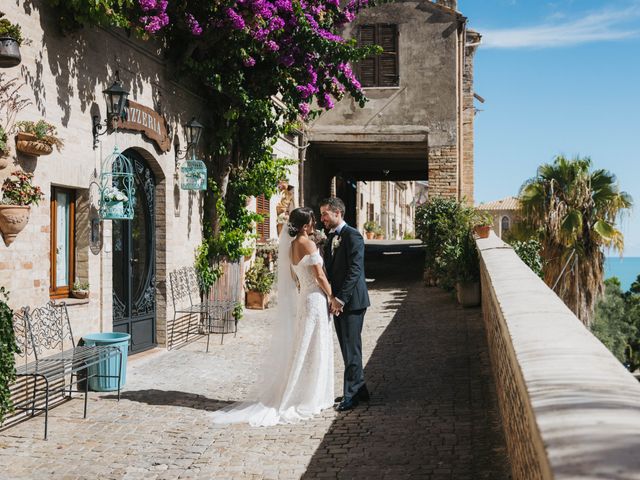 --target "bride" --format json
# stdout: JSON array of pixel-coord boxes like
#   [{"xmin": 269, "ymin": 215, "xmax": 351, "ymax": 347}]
[{"xmin": 210, "ymin": 207, "xmax": 335, "ymax": 426}]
